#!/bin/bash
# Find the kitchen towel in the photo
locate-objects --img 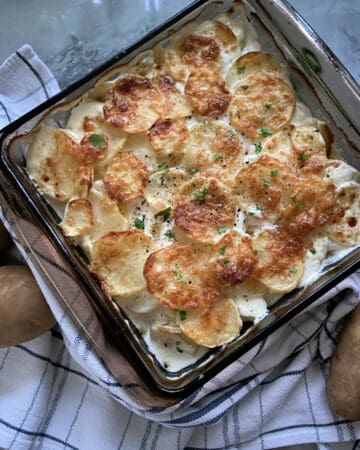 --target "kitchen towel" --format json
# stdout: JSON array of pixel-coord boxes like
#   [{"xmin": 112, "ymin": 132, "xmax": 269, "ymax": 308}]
[{"xmin": 0, "ymin": 45, "xmax": 360, "ymax": 450}]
